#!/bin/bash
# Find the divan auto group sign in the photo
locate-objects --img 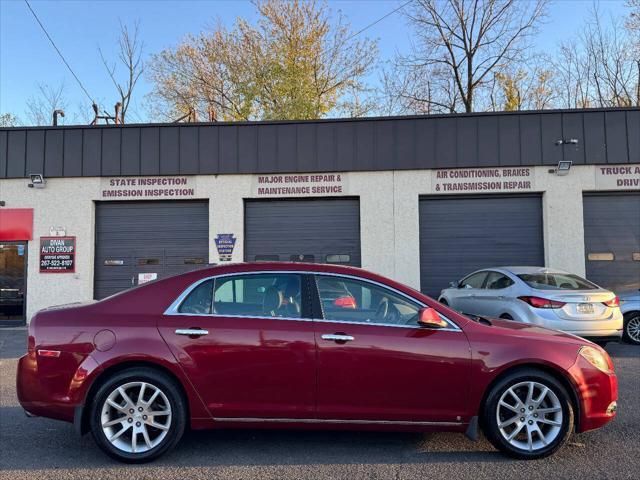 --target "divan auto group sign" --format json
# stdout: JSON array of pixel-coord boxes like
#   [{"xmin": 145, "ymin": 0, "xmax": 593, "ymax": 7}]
[{"xmin": 40, "ymin": 237, "xmax": 75, "ymax": 273}]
